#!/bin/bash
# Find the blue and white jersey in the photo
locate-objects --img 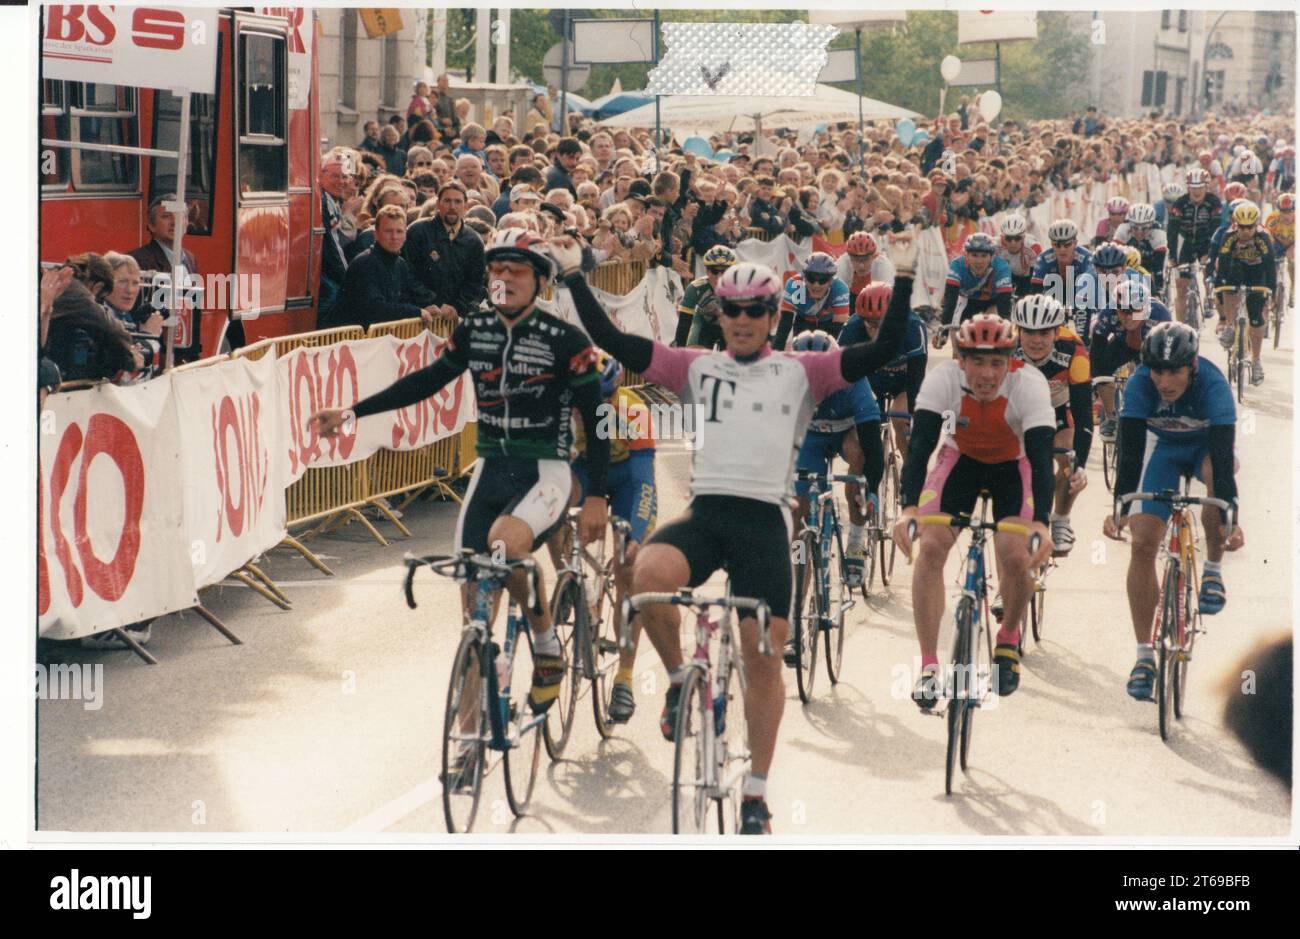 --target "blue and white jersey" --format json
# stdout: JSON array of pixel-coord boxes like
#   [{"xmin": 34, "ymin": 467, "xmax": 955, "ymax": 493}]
[
  {"xmin": 779, "ymin": 275, "xmax": 852, "ymax": 326},
  {"xmin": 945, "ymin": 255, "xmax": 1014, "ymax": 302},
  {"xmin": 808, "ymin": 377, "xmax": 880, "ymax": 434},
  {"xmin": 1121, "ymin": 355, "xmax": 1235, "ymax": 444},
  {"xmin": 1031, "ymin": 245, "xmax": 1094, "ymax": 293}
]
